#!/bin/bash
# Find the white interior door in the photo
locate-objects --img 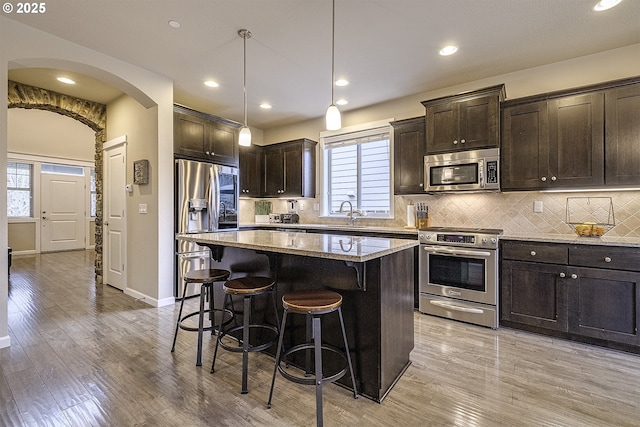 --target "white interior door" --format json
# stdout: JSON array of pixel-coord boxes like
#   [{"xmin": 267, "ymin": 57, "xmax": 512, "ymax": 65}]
[
  {"xmin": 103, "ymin": 138, "xmax": 127, "ymax": 291},
  {"xmin": 40, "ymin": 174, "xmax": 86, "ymax": 252}
]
